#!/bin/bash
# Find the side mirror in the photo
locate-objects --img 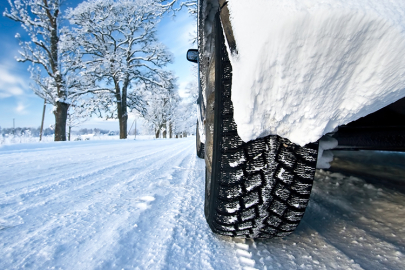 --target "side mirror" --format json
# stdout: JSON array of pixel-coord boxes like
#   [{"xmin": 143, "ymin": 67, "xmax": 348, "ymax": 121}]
[{"xmin": 186, "ymin": 49, "xmax": 198, "ymax": 63}]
